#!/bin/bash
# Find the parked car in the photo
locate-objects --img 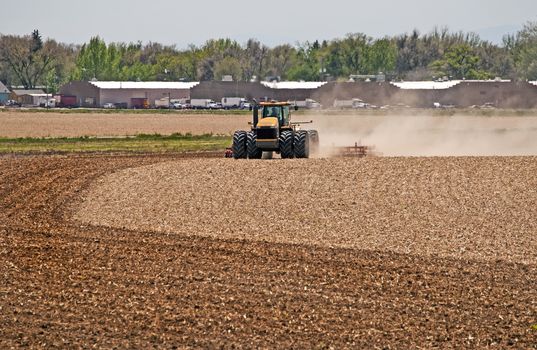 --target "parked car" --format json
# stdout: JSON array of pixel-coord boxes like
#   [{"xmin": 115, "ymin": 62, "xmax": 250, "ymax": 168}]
[
  {"xmin": 5, "ymin": 100, "xmax": 21, "ymax": 107},
  {"xmin": 103, "ymin": 103, "xmax": 115, "ymax": 109},
  {"xmin": 114, "ymin": 102, "xmax": 128, "ymax": 109}
]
